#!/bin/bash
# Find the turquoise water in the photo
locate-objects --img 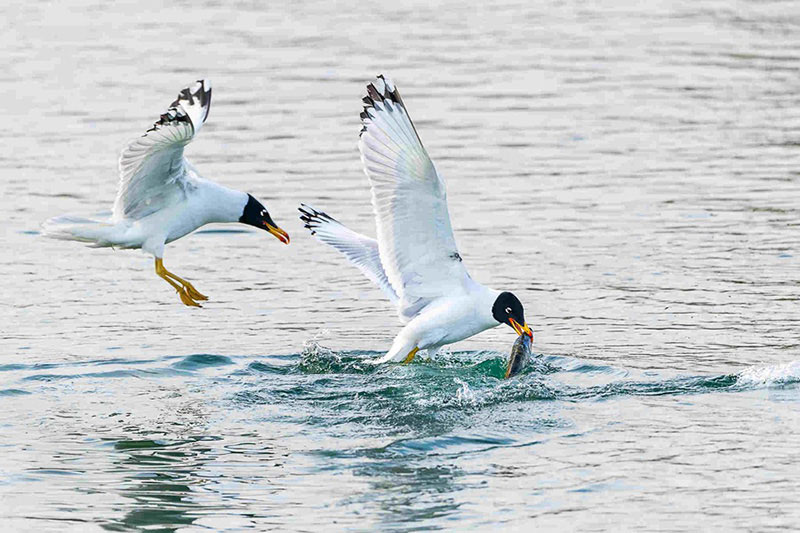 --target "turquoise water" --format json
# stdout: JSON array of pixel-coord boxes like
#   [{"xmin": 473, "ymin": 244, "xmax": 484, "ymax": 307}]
[
  {"xmin": 3, "ymin": 0, "xmax": 800, "ymax": 530},
  {"xmin": 3, "ymin": 347, "xmax": 800, "ymax": 530}
]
